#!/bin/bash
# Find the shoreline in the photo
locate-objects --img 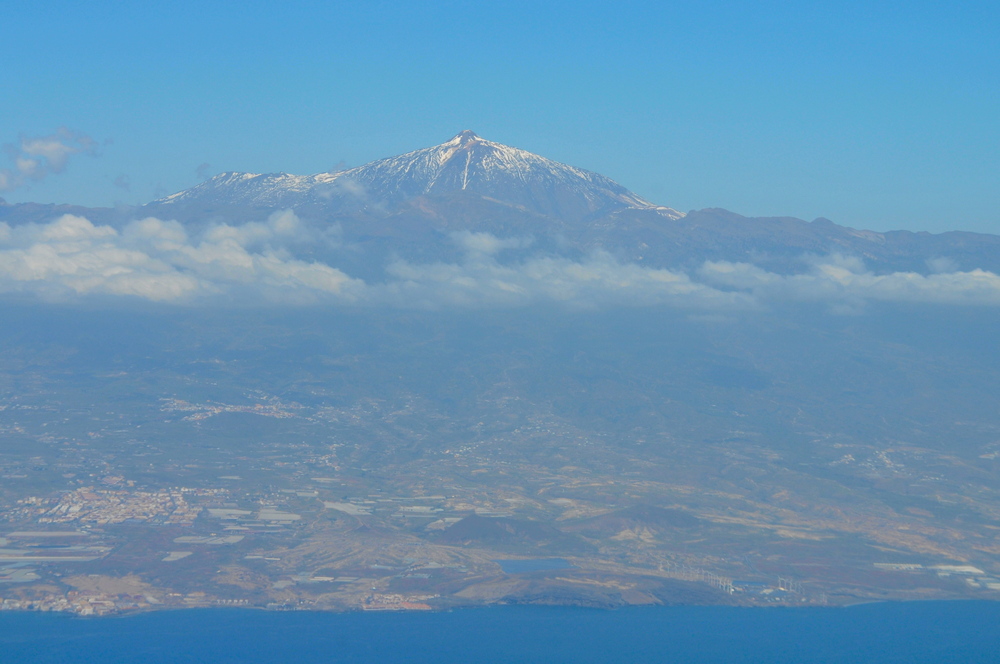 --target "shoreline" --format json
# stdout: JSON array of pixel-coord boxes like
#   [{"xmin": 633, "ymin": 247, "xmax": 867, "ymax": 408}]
[{"xmin": 0, "ymin": 592, "xmax": 990, "ymax": 619}]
